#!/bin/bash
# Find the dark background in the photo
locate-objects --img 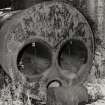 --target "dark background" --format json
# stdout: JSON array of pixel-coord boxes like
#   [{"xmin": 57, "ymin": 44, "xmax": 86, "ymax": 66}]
[
  {"xmin": 0, "ymin": 0, "xmax": 11, "ymax": 9},
  {"xmin": 0, "ymin": 0, "xmax": 81, "ymax": 10},
  {"xmin": 0, "ymin": 0, "xmax": 25, "ymax": 9}
]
